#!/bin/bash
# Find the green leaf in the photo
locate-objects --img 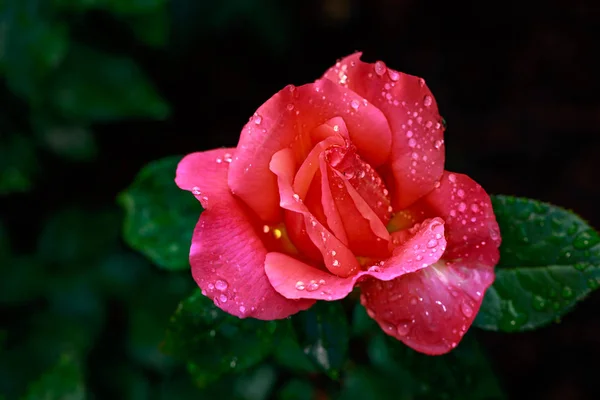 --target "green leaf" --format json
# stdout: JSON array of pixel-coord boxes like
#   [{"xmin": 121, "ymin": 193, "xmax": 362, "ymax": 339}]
[
  {"xmin": 47, "ymin": 45, "xmax": 169, "ymax": 121},
  {"xmin": 276, "ymin": 379, "xmax": 315, "ymax": 400},
  {"xmin": 272, "ymin": 324, "xmax": 319, "ymax": 374},
  {"xmin": 31, "ymin": 113, "xmax": 97, "ymax": 161},
  {"xmin": 340, "ymin": 332, "xmax": 504, "ymax": 400},
  {"xmin": 52, "ymin": 0, "xmax": 167, "ymax": 14},
  {"xmin": 351, "ymin": 301, "xmax": 379, "ymax": 337},
  {"xmin": 0, "ymin": 255, "xmax": 45, "ymax": 303},
  {"xmin": 291, "ymin": 301, "xmax": 349, "ymax": 379},
  {"xmin": 163, "ymin": 290, "xmax": 280, "ymax": 387},
  {"xmin": 0, "ymin": 134, "xmax": 39, "ymax": 195},
  {"xmin": 474, "ymin": 196, "xmax": 600, "ymax": 332},
  {"xmin": 119, "ymin": 156, "xmax": 200, "ymax": 270},
  {"xmin": 52, "ymin": 0, "xmax": 170, "ymax": 47},
  {"xmin": 0, "ymin": 0, "xmax": 70, "ymax": 102},
  {"xmin": 22, "ymin": 354, "xmax": 86, "ymax": 400},
  {"xmin": 37, "ymin": 208, "xmax": 120, "ymax": 268},
  {"xmin": 125, "ymin": 9, "xmax": 170, "ymax": 47}
]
